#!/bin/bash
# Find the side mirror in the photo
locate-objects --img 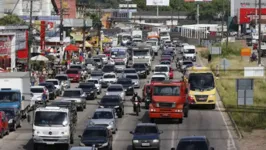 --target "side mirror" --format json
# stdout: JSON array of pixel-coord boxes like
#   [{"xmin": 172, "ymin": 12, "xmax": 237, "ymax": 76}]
[
  {"xmin": 210, "ymin": 147, "xmax": 215, "ymax": 150},
  {"xmin": 22, "ymin": 96, "xmax": 25, "ymax": 100},
  {"xmin": 27, "ymin": 115, "xmax": 31, "ymax": 123},
  {"xmin": 129, "ymin": 131, "xmax": 134, "ymax": 134}
]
